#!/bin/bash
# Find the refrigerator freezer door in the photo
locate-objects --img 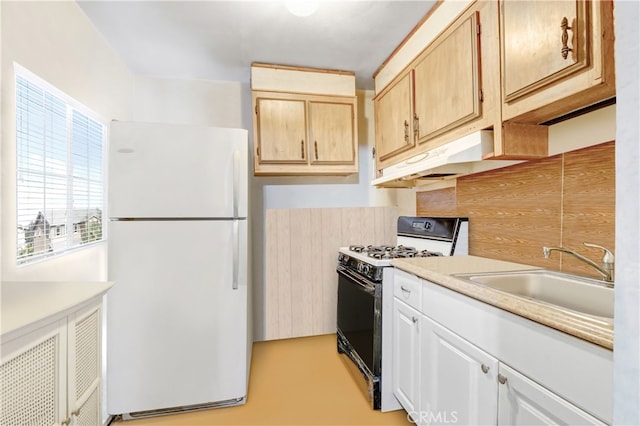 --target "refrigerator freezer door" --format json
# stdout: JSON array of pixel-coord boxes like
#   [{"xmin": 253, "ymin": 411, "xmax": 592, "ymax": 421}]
[
  {"xmin": 107, "ymin": 219, "xmax": 248, "ymax": 415},
  {"xmin": 109, "ymin": 122, "xmax": 248, "ymax": 219}
]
